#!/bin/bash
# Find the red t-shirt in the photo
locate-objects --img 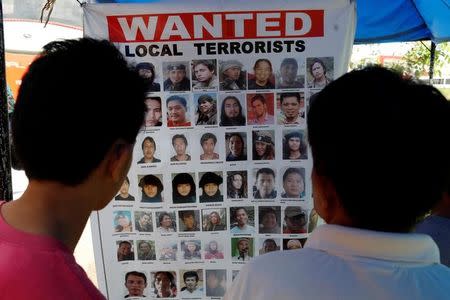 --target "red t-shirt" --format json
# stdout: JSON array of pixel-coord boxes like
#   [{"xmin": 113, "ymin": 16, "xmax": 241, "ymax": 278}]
[{"xmin": 0, "ymin": 201, "xmax": 106, "ymax": 300}]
